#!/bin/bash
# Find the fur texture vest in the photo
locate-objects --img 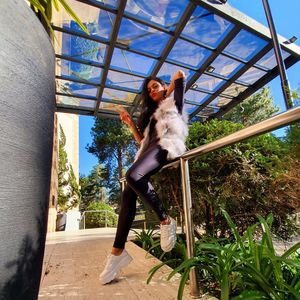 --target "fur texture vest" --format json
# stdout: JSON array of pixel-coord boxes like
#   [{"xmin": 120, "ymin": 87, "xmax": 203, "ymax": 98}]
[{"xmin": 135, "ymin": 97, "xmax": 188, "ymax": 161}]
